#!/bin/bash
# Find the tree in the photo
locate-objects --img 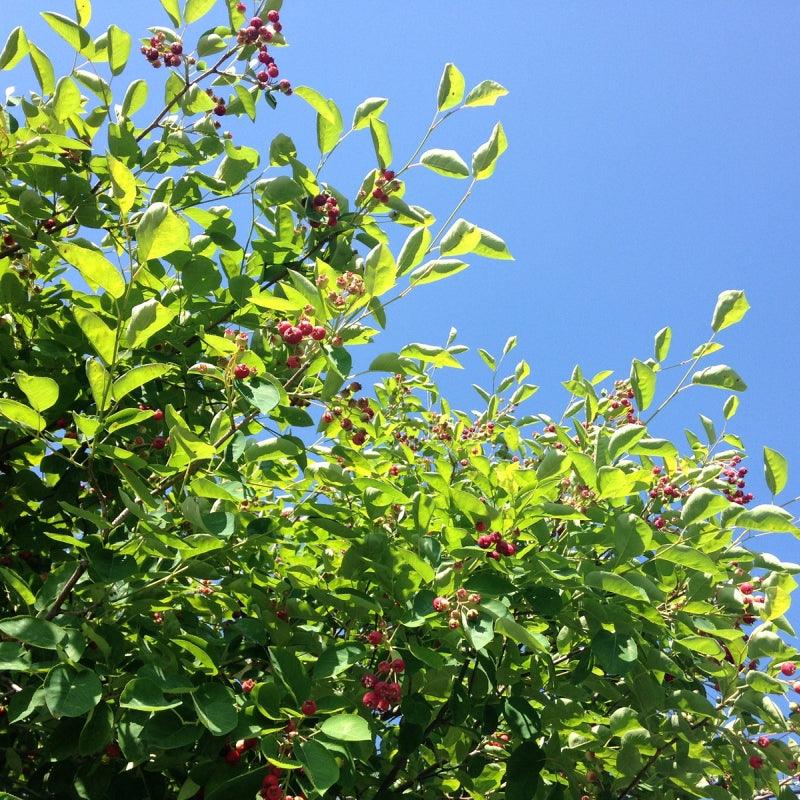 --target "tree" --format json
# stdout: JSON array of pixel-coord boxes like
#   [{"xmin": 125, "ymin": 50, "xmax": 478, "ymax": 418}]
[{"xmin": 0, "ymin": 2, "xmax": 797, "ymax": 799}]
